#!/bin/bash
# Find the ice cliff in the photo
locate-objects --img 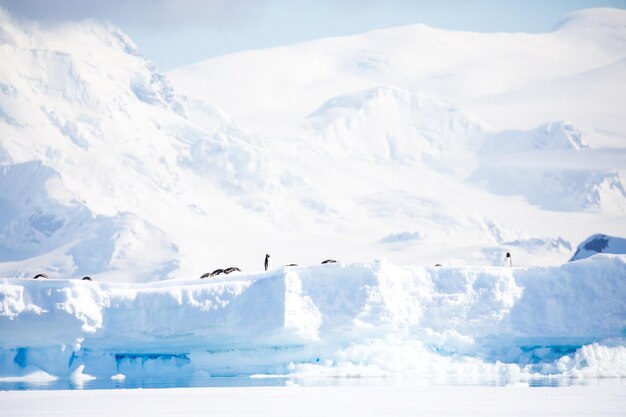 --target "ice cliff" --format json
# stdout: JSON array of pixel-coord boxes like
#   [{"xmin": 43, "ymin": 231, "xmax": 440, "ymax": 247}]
[{"xmin": 1, "ymin": 256, "xmax": 624, "ymax": 381}]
